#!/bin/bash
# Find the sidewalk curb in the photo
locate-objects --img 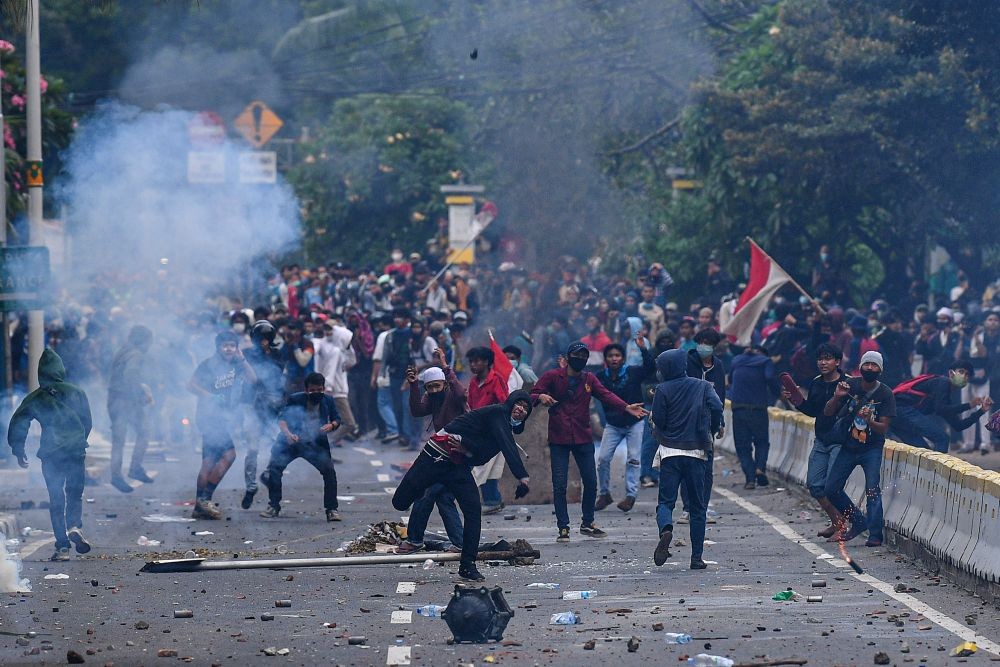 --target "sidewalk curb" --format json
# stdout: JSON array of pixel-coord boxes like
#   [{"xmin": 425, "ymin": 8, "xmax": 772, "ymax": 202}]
[{"xmin": 0, "ymin": 512, "xmax": 18, "ymax": 540}]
